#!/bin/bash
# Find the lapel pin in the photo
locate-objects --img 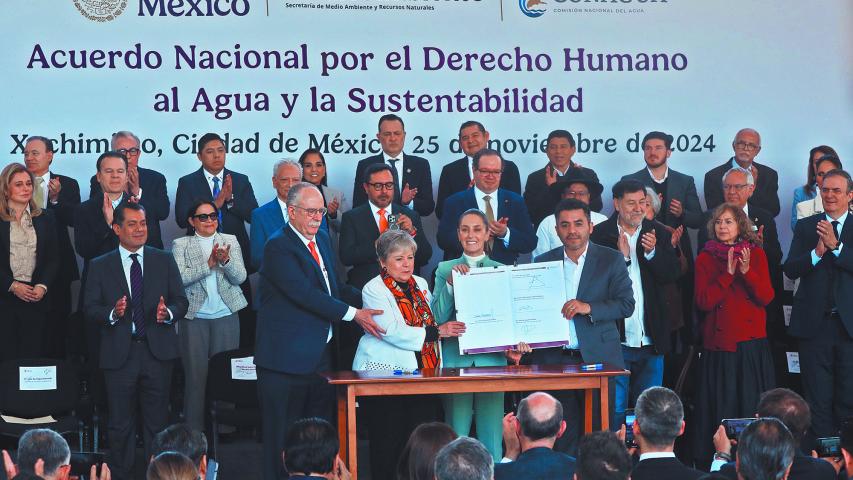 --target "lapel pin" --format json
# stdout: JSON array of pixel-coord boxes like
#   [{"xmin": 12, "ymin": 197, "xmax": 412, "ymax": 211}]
[{"xmin": 406, "ymin": 168, "xmax": 411, "ymax": 174}]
